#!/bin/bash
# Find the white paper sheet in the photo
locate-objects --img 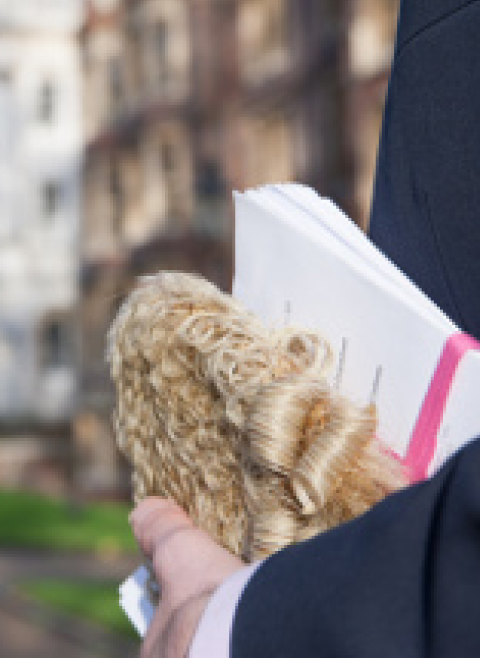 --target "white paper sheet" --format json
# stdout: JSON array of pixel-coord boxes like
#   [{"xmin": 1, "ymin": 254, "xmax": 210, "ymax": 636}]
[
  {"xmin": 233, "ymin": 185, "xmax": 480, "ymax": 466},
  {"xmin": 119, "ymin": 566, "xmax": 154, "ymax": 637},
  {"xmin": 272, "ymin": 183, "xmax": 452, "ymax": 327}
]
